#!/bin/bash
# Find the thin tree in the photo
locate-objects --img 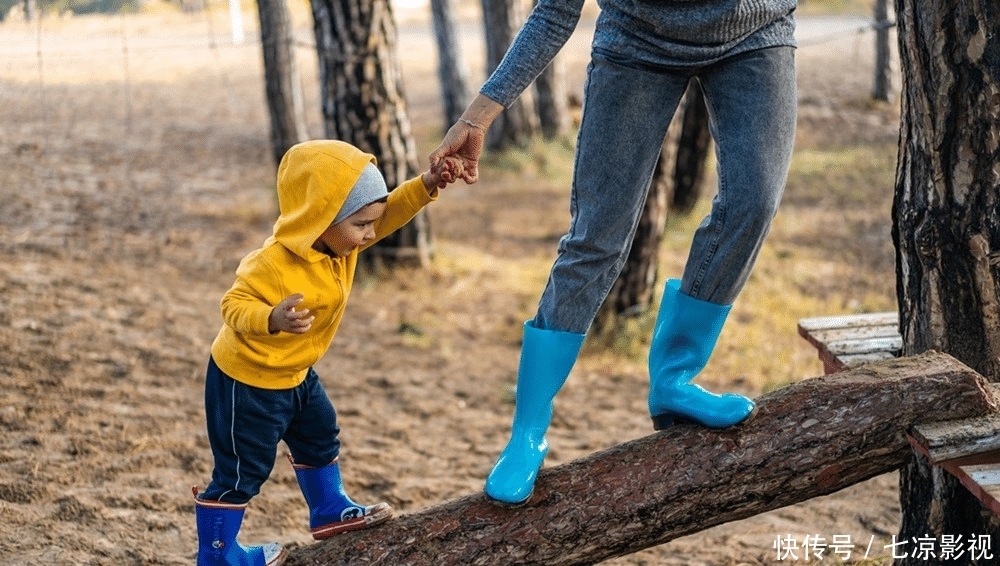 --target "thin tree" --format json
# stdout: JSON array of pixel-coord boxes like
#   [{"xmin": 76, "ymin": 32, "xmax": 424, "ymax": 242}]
[
  {"xmin": 532, "ymin": 0, "xmax": 569, "ymax": 141},
  {"xmin": 892, "ymin": 0, "xmax": 1000, "ymax": 560},
  {"xmin": 871, "ymin": 0, "xmax": 894, "ymax": 102},
  {"xmin": 480, "ymin": 0, "xmax": 537, "ymax": 150},
  {"xmin": 310, "ymin": 0, "xmax": 431, "ymax": 266},
  {"xmin": 533, "ymin": 56, "xmax": 570, "ymax": 140},
  {"xmin": 23, "ymin": 0, "xmax": 36, "ymax": 22},
  {"xmin": 256, "ymin": 0, "xmax": 308, "ymax": 166},
  {"xmin": 431, "ymin": 0, "xmax": 472, "ymax": 129}
]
